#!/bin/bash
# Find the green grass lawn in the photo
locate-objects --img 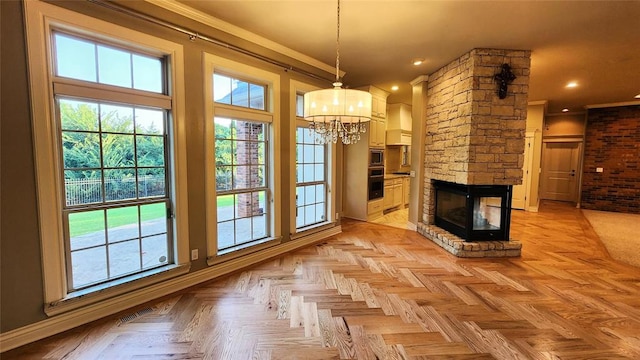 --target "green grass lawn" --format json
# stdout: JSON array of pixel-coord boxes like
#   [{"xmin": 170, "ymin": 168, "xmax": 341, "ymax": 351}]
[{"xmin": 67, "ymin": 194, "xmax": 243, "ymax": 237}]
